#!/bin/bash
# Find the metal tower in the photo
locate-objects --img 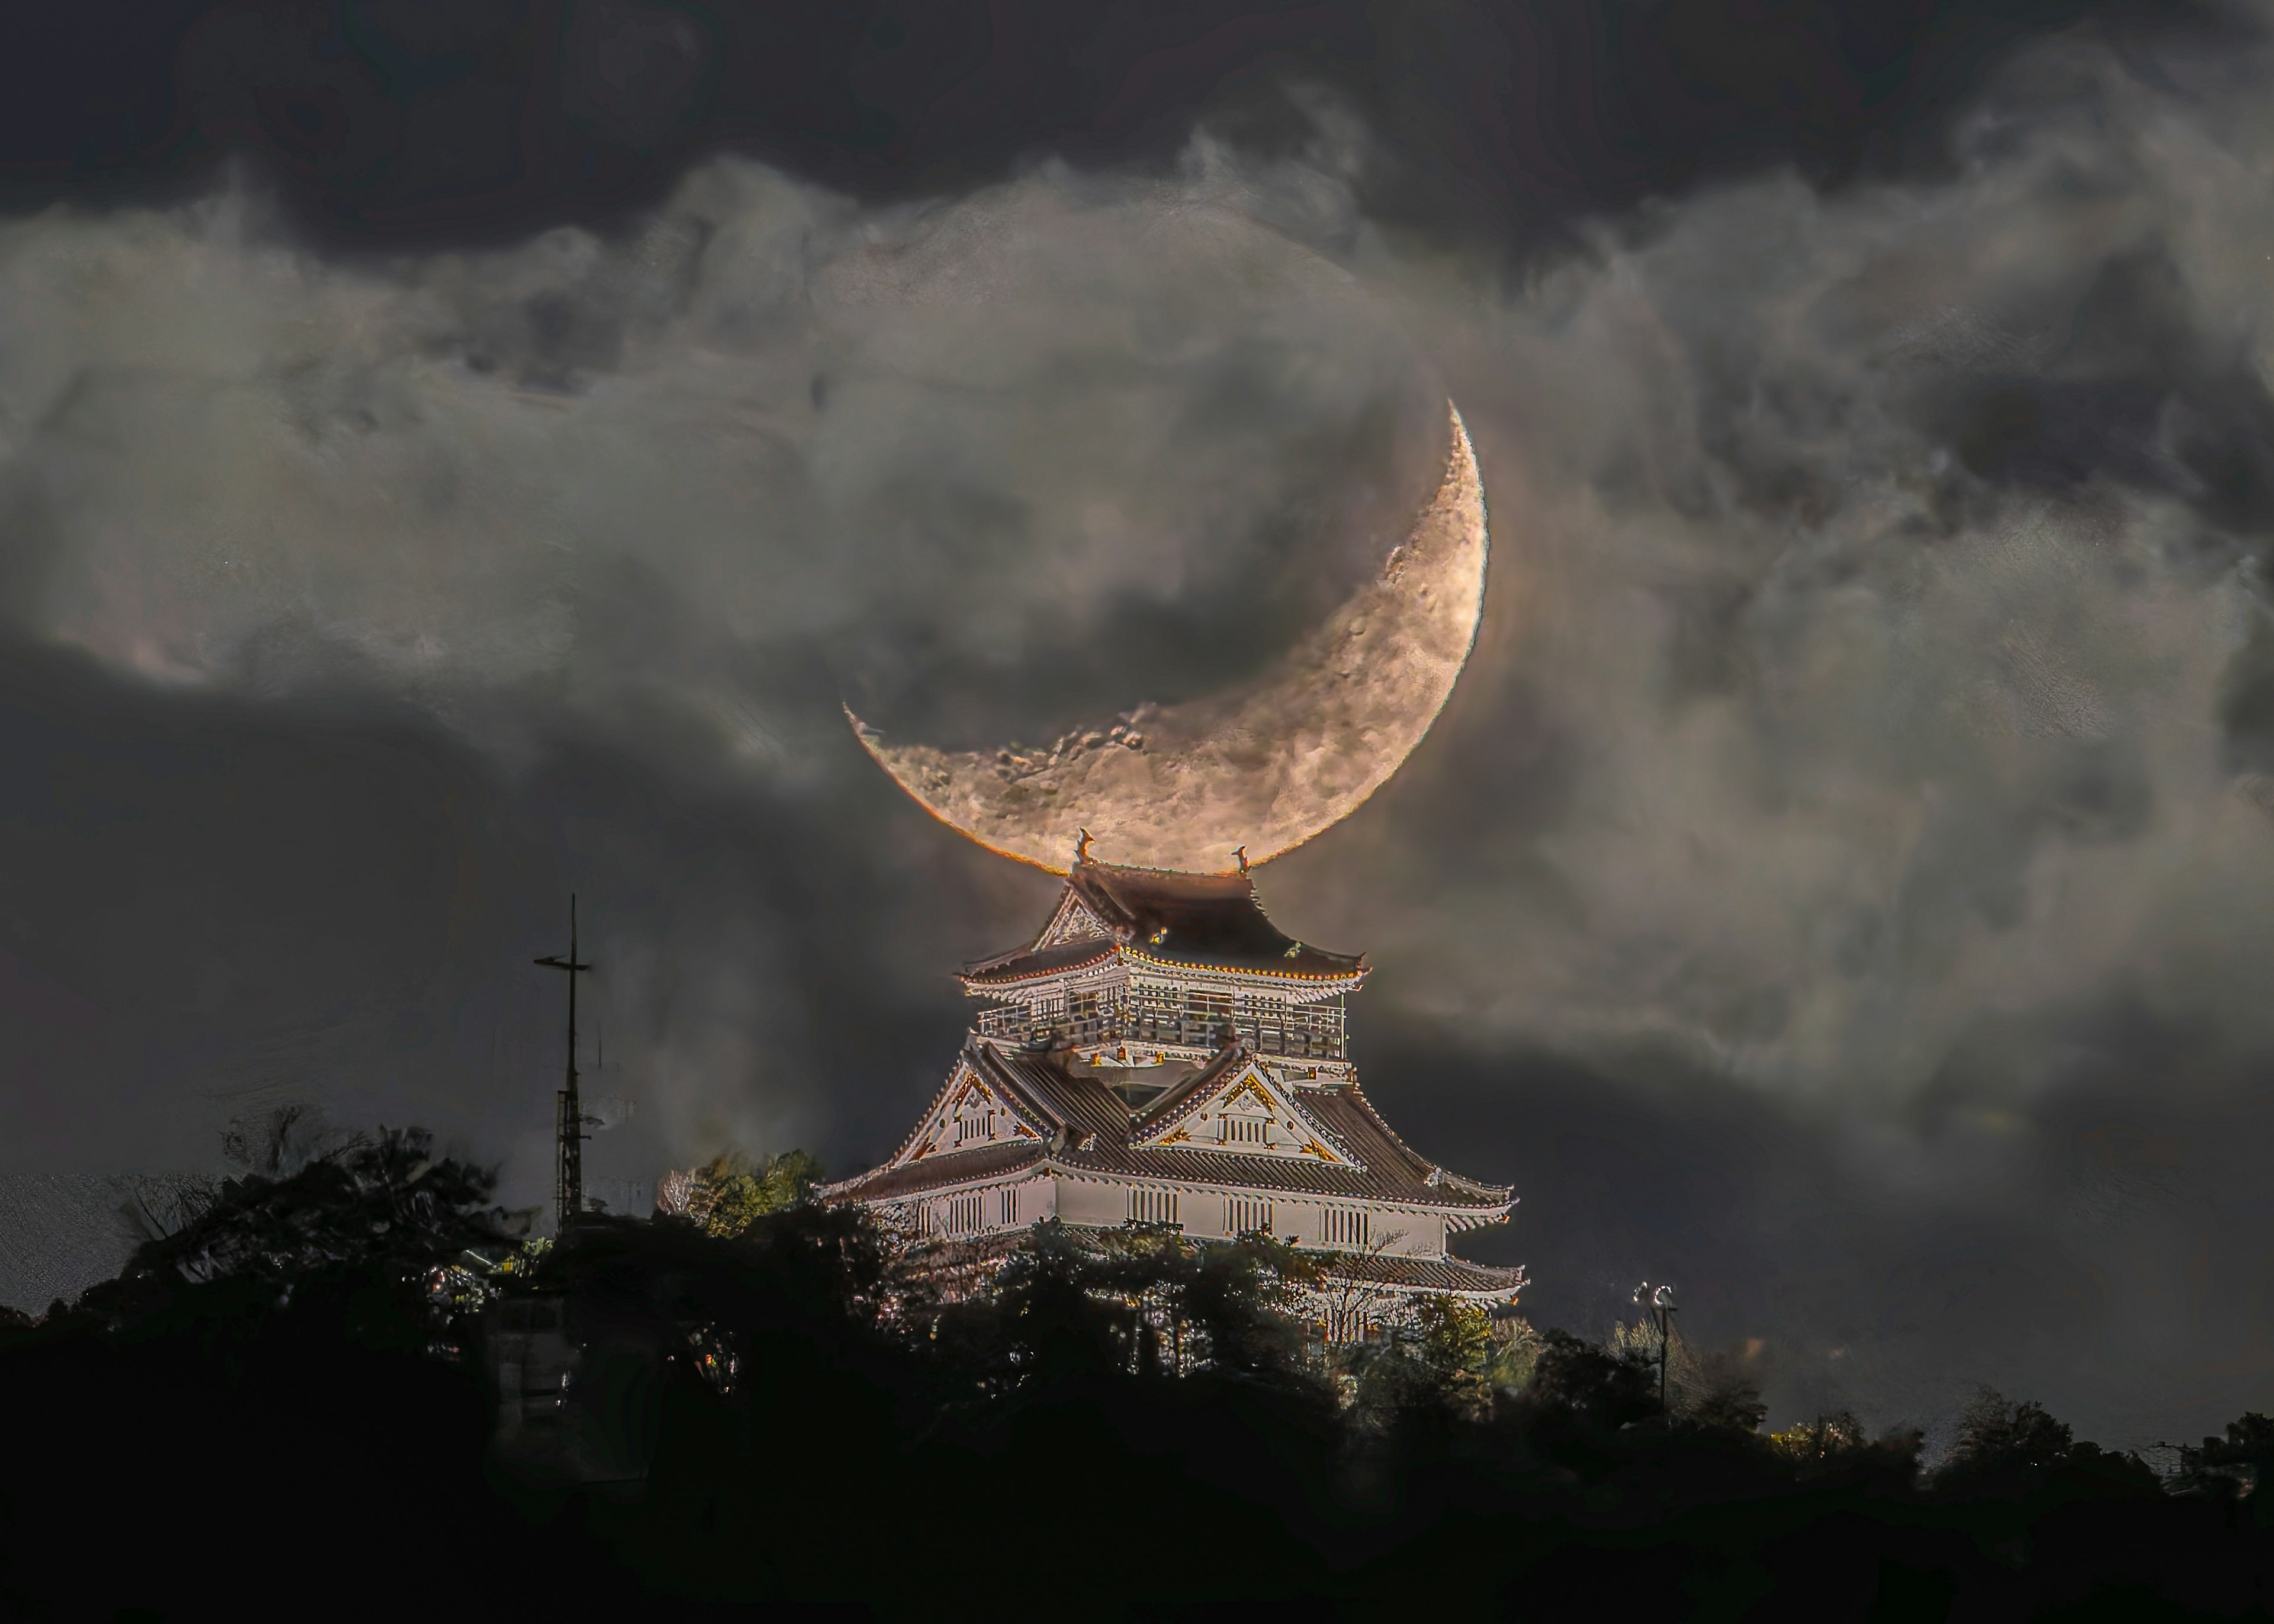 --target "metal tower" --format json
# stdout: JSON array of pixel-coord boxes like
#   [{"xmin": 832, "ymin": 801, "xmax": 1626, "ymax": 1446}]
[{"xmin": 534, "ymin": 895, "xmax": 594, "ymax": 1233}]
